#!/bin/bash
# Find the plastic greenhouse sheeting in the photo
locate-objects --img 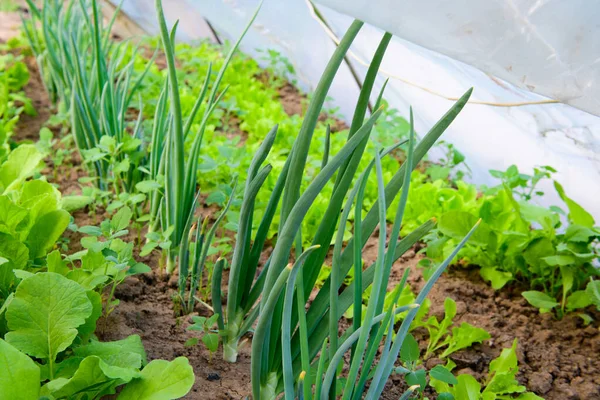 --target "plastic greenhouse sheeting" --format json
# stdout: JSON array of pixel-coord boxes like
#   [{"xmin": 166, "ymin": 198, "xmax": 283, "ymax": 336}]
[{"xmin": 109, "ymin": 0, "xmax": 600, "ymax": 220}]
